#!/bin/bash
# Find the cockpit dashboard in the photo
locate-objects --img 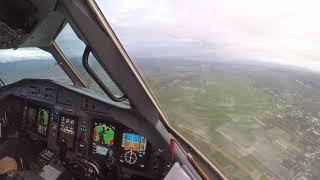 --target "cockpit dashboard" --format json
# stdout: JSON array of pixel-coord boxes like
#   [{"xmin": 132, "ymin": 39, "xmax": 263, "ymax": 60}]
[{"xmin": 0, "ymin": 79, "xmax": 172, "ymax": 179}]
